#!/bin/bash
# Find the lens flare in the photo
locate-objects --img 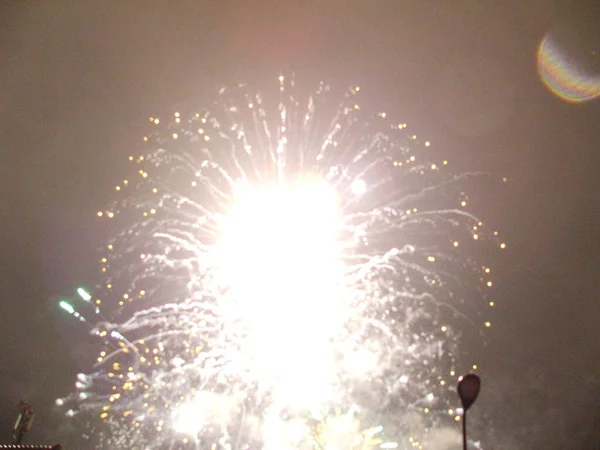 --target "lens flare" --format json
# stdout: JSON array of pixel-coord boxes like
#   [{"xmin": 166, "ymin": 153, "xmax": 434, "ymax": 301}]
[{"xmin": 537, "ymin": 33, "xmax": 600, "ymax": 103}]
